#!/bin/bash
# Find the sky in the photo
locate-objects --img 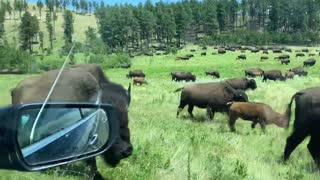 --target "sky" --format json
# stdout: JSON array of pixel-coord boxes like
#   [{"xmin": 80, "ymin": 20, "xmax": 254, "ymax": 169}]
[{"xmin": 28, "ymin": 0, "xmax": 180, "ymax": 6}]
